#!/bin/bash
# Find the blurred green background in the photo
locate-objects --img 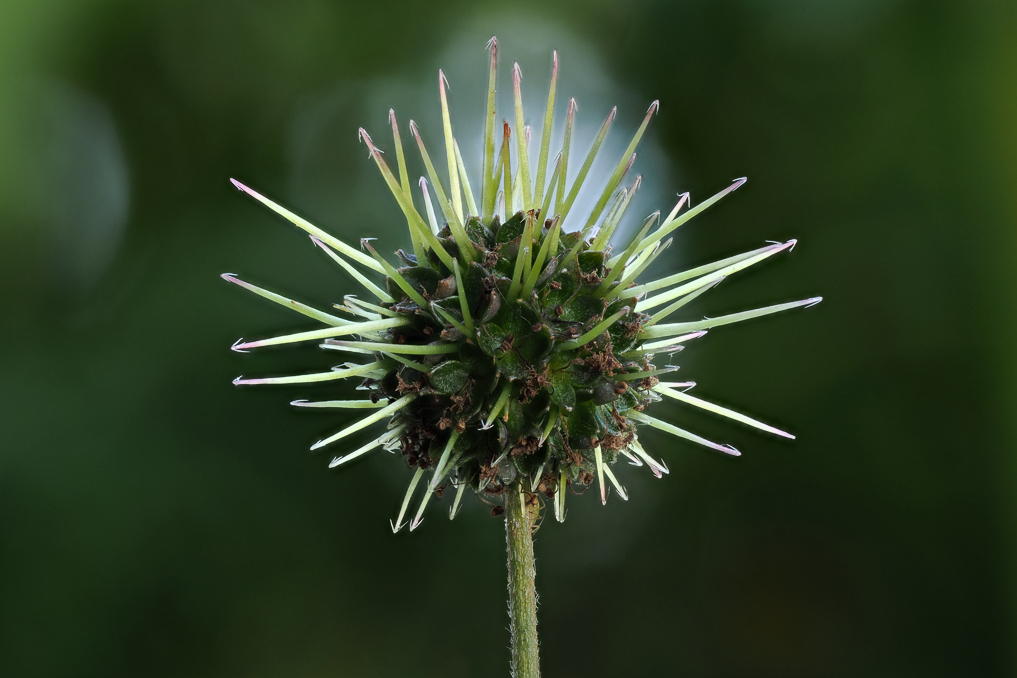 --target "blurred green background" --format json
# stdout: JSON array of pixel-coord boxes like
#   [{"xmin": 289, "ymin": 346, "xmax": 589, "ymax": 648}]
[{"xmin": 2, "ymin": 0, "xmax": 1015, "ymax": 676}]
